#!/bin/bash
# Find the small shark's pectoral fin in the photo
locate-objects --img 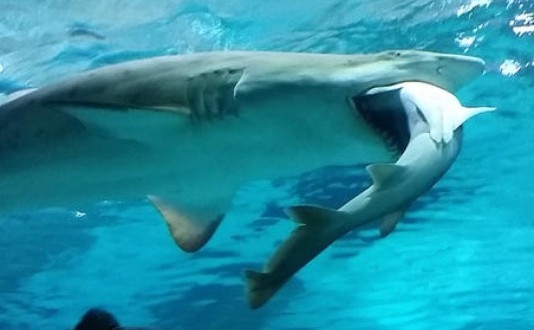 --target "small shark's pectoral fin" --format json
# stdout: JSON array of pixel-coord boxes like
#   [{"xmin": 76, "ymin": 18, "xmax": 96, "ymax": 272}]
[
  {"xmin": 147, "ymin": 195, "xmax": 224, "ymax": 253},
  {"xmin": 245, "ymin": 205, "xmax": 350, "ymax": 309},
  {"xmin": 366, "ymin": 163, "xmax": 406, "ymax": 188},
  {"xmin": 438, "ymin": 106, "xmax": 496, "ymax": 144},
  {"xmin": 453, "ymin": 106, "xmax": 496, "ymax": 131},
  {"xmin": 379, "ymin": 210, "xmax": 405, "ymax": 237}
]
